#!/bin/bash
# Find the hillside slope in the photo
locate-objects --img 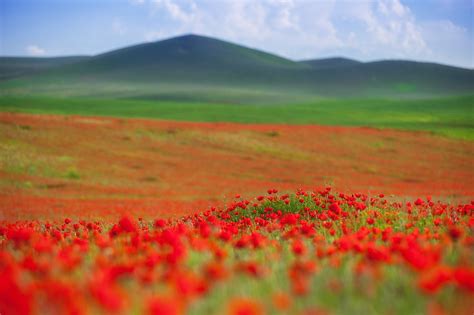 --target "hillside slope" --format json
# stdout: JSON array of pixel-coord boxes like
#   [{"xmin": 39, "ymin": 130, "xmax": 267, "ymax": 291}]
[
  {"xmin": 301, "ymin": 57, "xmax": 361, "ymax": 69},
  {"xmin": 0, "ymin": 34, "xmax": 472, "ymax": 101},
  {"xmin": 300, "ymin": 60, "xmax": 473, "ymax": 97},
  {"xmin": 0, "ymin": 56, "xmax": 90, "ymax": 81}
]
